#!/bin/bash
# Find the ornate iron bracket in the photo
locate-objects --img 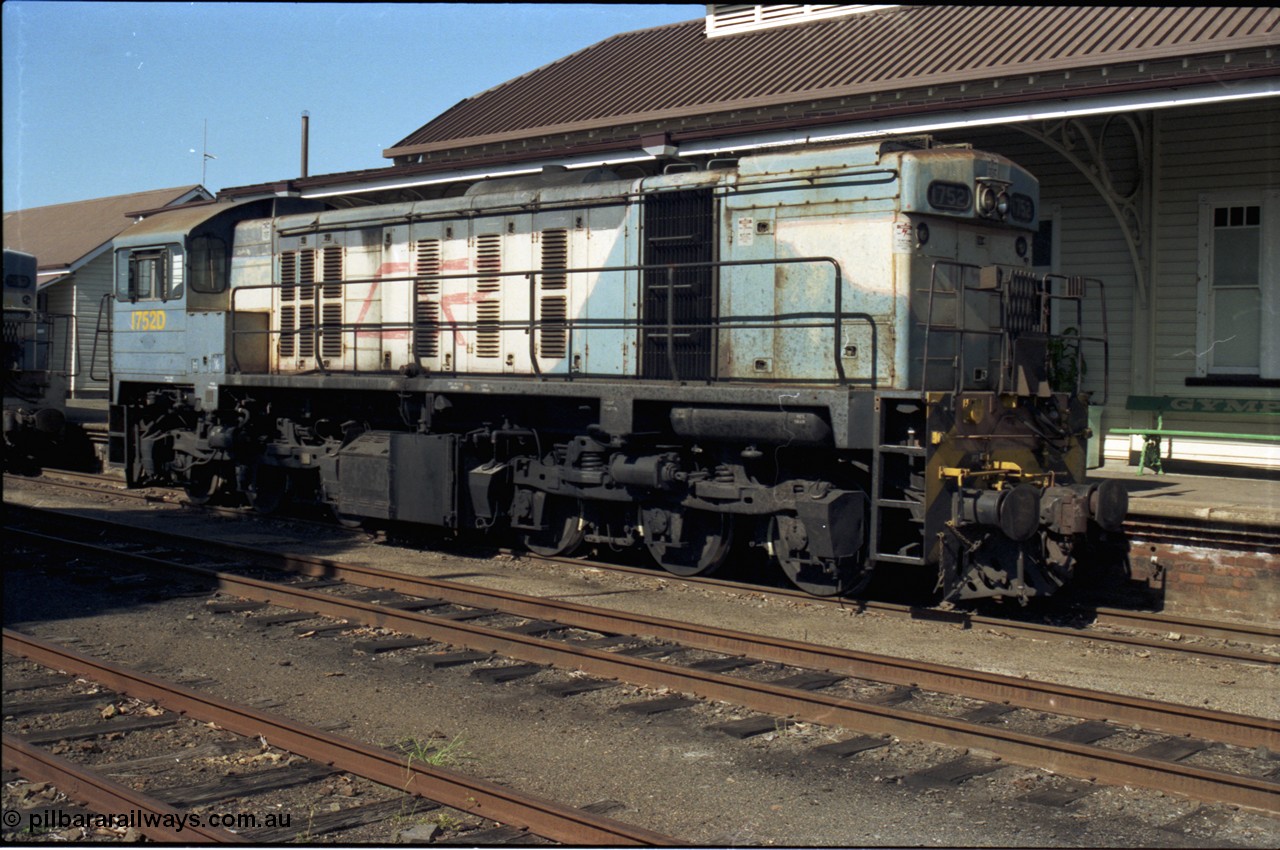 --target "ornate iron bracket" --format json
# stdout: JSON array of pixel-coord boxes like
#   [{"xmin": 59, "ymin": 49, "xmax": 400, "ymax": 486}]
[{"xmin": 1016, "ymin": 114, "xmax": 1150, "ymax": 304}]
